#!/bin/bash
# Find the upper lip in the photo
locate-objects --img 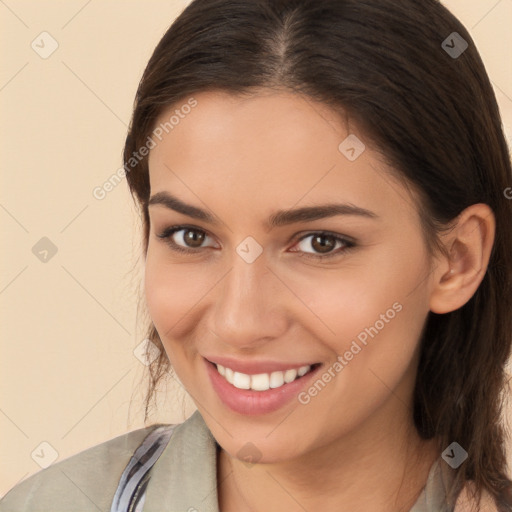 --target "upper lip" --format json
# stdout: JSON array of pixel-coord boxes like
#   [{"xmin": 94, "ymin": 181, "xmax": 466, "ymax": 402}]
[{"xmin": 204, "ymin": 355, "xmax": 320, "ymax": 375}]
